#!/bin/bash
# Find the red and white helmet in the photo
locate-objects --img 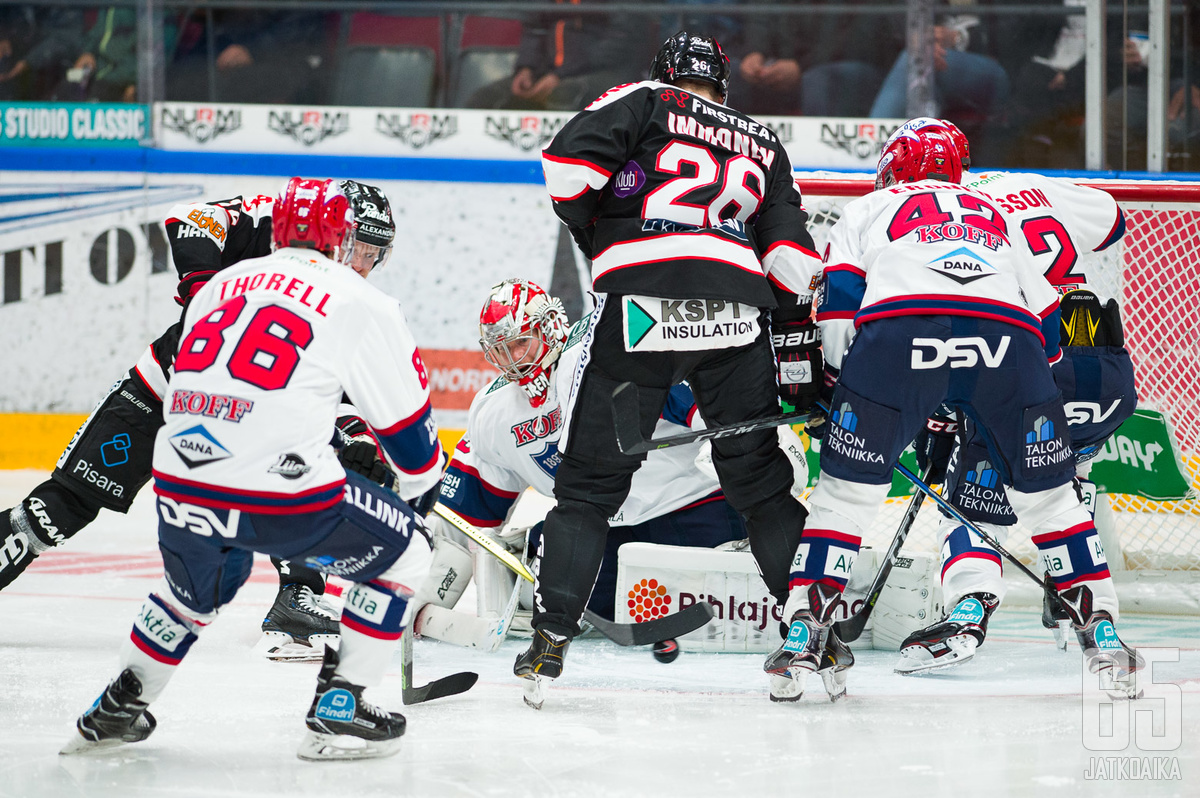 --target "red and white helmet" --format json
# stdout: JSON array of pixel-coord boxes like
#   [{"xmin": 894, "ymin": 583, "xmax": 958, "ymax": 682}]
[
  {"xmin": 272, "ymin": 177, "xmax": 353, "ymax": 260},
  {"xmin": 479, "ymin": 279, "xmax": 570, "ymax": 408},
  {"xmin": 875, "ymin": 123, "xmax": 963, "ymax": 190}
]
